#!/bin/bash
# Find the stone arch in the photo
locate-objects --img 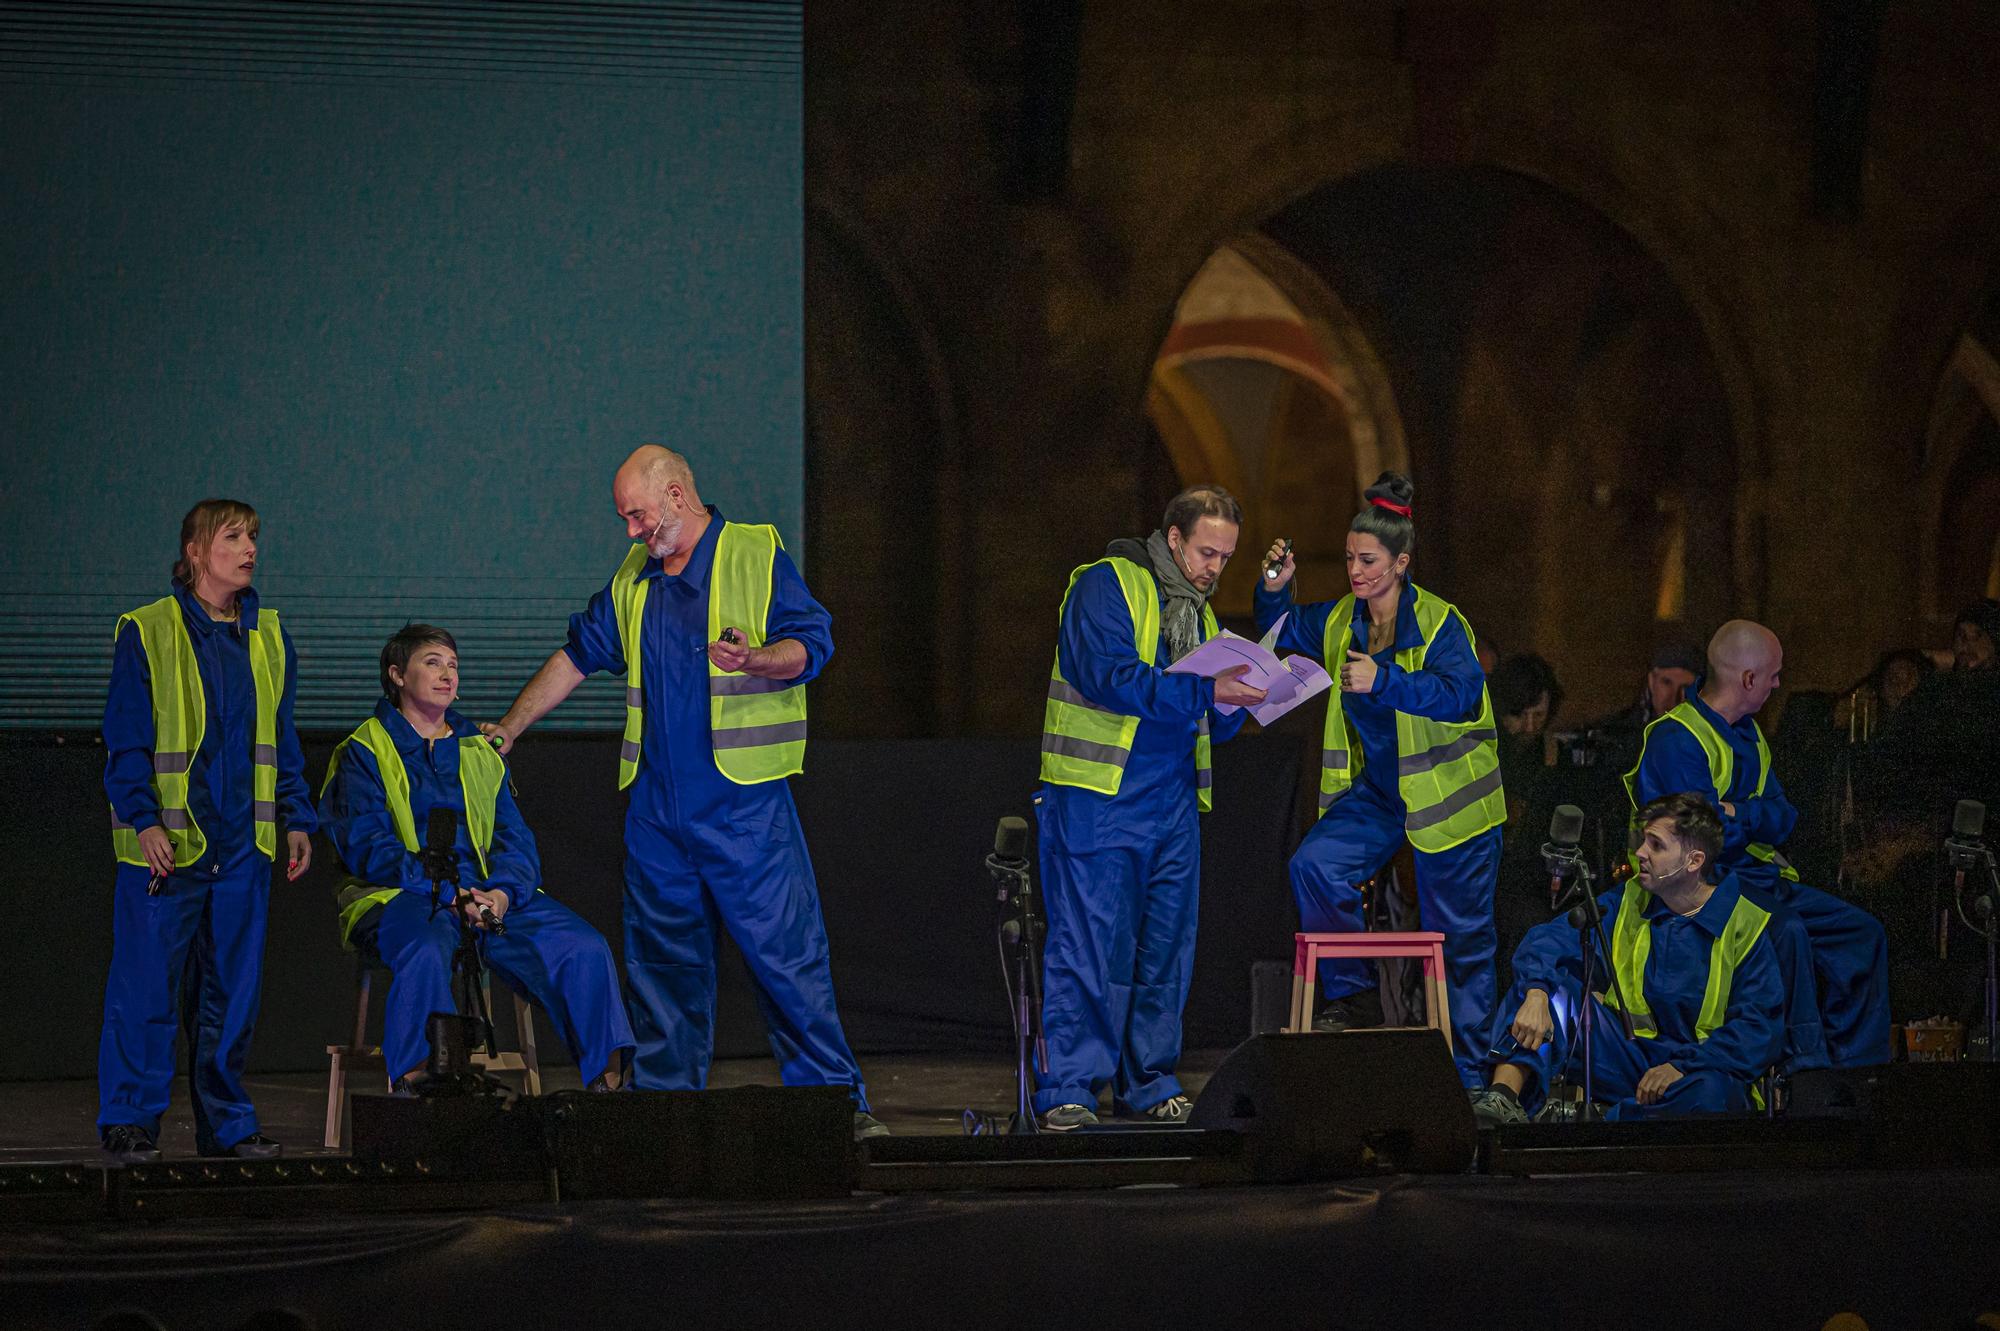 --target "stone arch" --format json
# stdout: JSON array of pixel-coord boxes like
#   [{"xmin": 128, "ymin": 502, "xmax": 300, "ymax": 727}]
[
  {"xmin": 805, "ymin": 197, "xmax": 967, "ymax": 733},
  {"xmin": 1142, "ymin": 237, "xmax": 1410, "ymax": 616}
]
